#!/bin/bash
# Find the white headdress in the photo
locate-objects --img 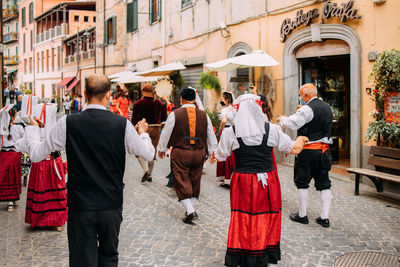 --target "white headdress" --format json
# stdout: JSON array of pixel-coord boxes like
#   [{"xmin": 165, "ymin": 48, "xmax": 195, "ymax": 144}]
[
  {"xmin": 188, "ymin": 86, "xmax": 204, "ymax": 111},
  {"xmin": 0, "ymin": 104, "xmax": 15, "ymax": 136},
  {"xmin": 232, "ymin": 94, "xmax": 265, "ymax": 138}
]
